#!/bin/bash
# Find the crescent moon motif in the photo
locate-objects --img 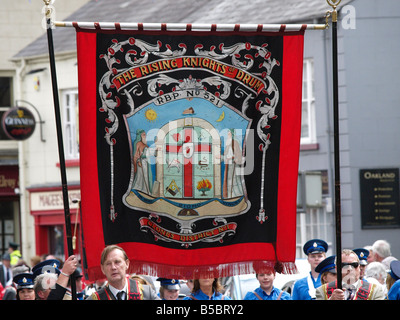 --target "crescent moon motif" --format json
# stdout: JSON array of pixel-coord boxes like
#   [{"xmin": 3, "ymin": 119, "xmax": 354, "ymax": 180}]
[{"xmin": 216, "ymin": 111, "xmax": 225, "ymax": 122}]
